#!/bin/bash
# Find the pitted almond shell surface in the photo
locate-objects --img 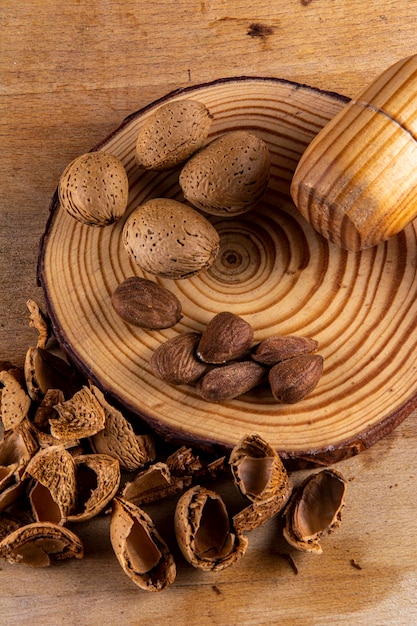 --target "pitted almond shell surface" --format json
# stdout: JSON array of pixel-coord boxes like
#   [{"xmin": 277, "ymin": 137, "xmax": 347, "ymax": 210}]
[
  {"xmin": 58, "ymin": 151, "xmax": 129, "ymax": 226},
  {"xmin": 0, "ymin": 369, "xmax": 31, "ymax": 431},
  {"xmin": 90, "ymin": 386, "xmax": 155, "ymax": 470},
  {"xmin": 25, "ymin": 446, "xmax": 77, "ymax": 524},
  {"xmin": 179, "ymin": 130, "xmax": 270, "ymax": 216},
  {"xmin": 135, "ymin": 99, "xmax": 212, "ymax": 170},
  {"xmin": 122, "ymin": 198, "xmax": 220, "ymax": 280},
  {"xmin": 51, "ymin": 385, "xmax": 106, "ymax": 440}
]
